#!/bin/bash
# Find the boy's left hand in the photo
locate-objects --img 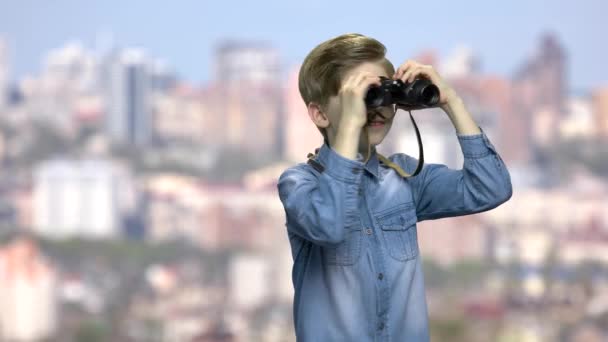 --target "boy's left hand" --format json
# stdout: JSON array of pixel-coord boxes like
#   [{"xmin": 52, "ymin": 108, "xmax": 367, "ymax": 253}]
[{"xmin": 392, "ymin": 60, "xmax": 460, "ymax": 112}]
